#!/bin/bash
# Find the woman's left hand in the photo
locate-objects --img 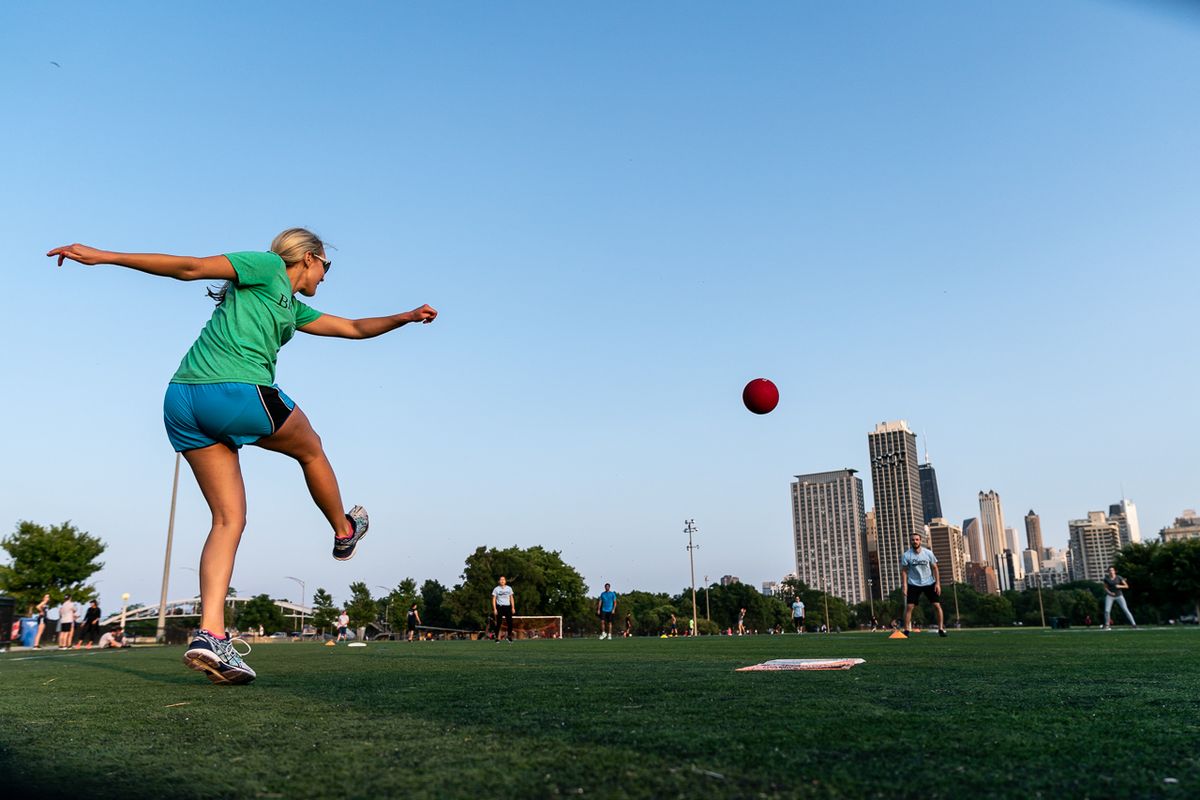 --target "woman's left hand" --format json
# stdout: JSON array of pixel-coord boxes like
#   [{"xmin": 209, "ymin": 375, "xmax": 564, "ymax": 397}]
[{"xmin": 407, "ymin": 304, "xmax": 438, "ymax": 324}]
